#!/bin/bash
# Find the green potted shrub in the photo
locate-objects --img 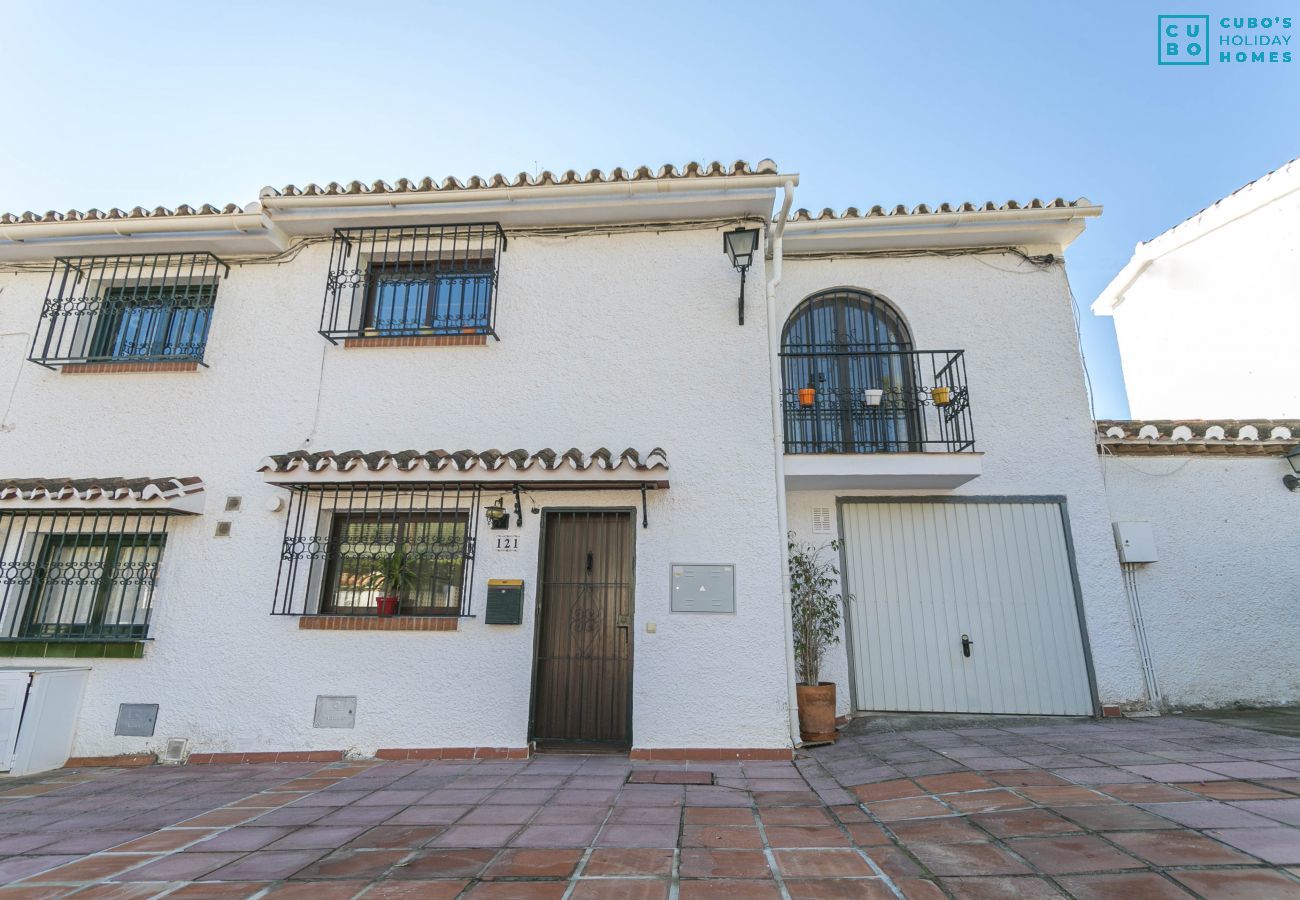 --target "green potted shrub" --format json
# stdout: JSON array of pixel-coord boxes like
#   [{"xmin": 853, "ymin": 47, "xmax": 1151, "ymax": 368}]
[
  {"xmin": 374, "ymin": 548, "xmax": 416, "ymax": 617},
  {"xmin": 789, "ymin": 533, "xmax": 847, "ymax": 744}
]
